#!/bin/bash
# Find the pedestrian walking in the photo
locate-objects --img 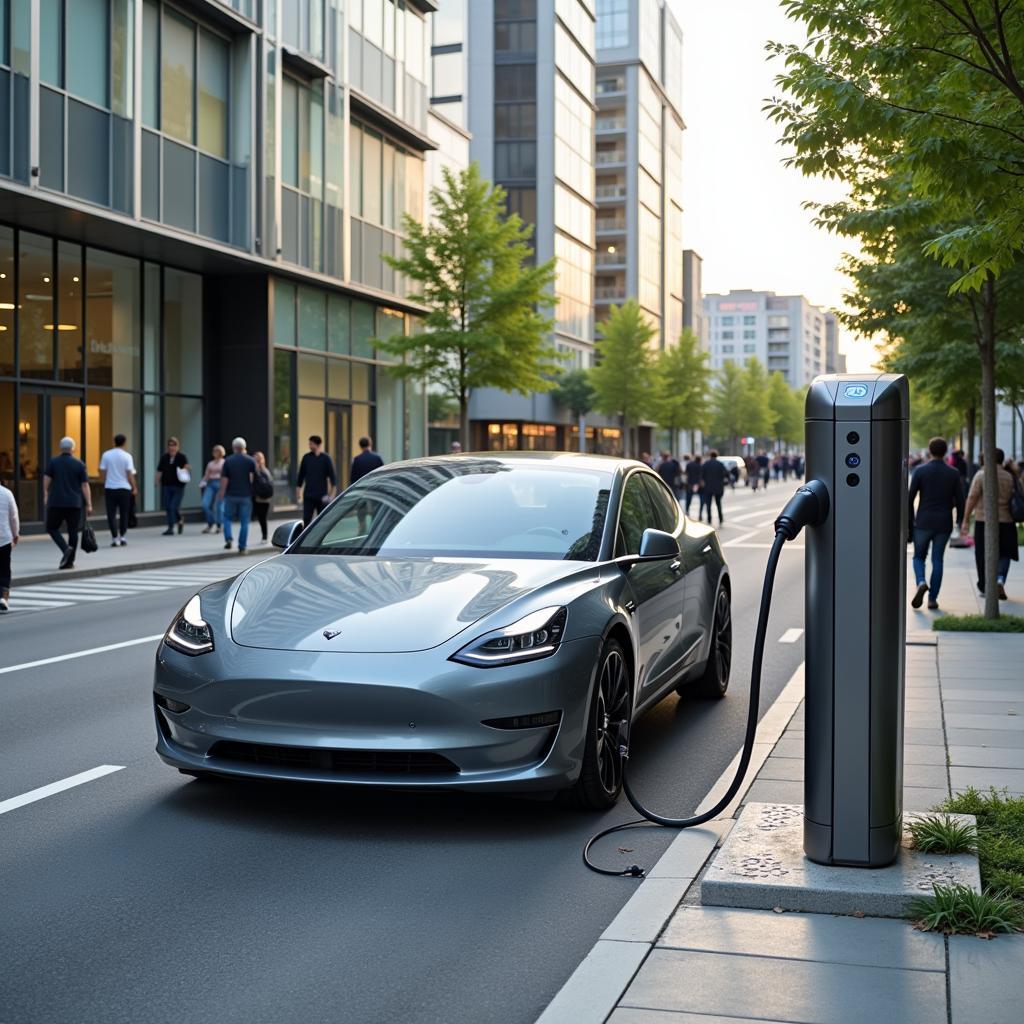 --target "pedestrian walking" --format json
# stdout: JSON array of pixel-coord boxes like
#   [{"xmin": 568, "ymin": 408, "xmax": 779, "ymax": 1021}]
[
  {"xmin": 700, "ymin": 450, "xmax": 727, "ymax": 526},
  {"xmin": 745, "ymin": 454, "xmax": 759, "ymax": 491},
  {"xmin": 252, "ymin": 451, "xmax": 274, "ymax": 544},
  {"xmin": 908, "ymin": 437, "xmax": 965, "ymax": 610},
  {"xmin": 43, "ymin": 437, "xmax": 92, "ymax": 569},
  {"xmin": 656, "ymin": 450, "xmax": 681, "ymax": 499},
  {"xmin": 200, "ymin": 445, "xmax": 226, "ymax": 534},
  {"xmin": 218, "ymin": 437, "xmax": 257, "ymax": 554},
  {"xmin": 156, "ymin": 437, "xmax": 190, "ymax": 536},
  {"xmin": 296, "ymin": 435, "xmax": 337, "ymax": 526},
  {"xmin": 684, "ymin": 454, "xmax": 702, "ymax": 516},
  {"xmin": 0, "ymin": 477, "xmax": 18, "ymax": 613},
  {"xmin": 350, "ymin": 436, "xmax": 384, "ymax": 485},
  {"xmin": 755, "ymin": 449, "xmax": 770, "ymax": 489},
  {"xmin": 962, "ymin": 447, "xmax": 1019, "ymax": 600},
  {"xmin": 99, "ymin": 433, "xmax": 137, "ymax": 547}
]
